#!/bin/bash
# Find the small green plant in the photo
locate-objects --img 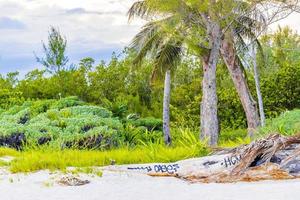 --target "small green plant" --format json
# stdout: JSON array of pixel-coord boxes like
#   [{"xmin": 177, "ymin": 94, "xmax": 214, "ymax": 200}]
[
  {"xmin": 0, "ymin": 160, "xmax": 8, "ymax": 167},
  {"xmin": 259, "ymin": 109, "xmax": 300, "ymax": 137}
]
